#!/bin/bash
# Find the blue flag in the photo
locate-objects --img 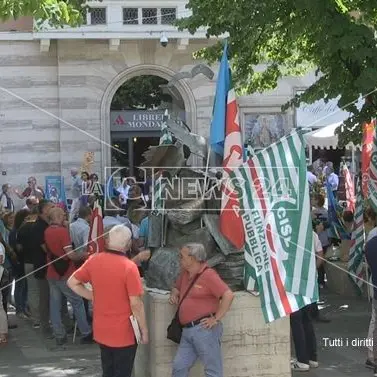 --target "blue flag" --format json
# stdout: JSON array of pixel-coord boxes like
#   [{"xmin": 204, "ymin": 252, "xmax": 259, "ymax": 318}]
[
  {"xmin": 210, "ymin": 42, "xmax": 230, "ymax": 156},
  {"xmin": 326, "ymin": 182, "xmax": 349, "ymax": 239},
  {"xmin": 106, "ymin": 175, "xmax": 115, "ymax": 200}
]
